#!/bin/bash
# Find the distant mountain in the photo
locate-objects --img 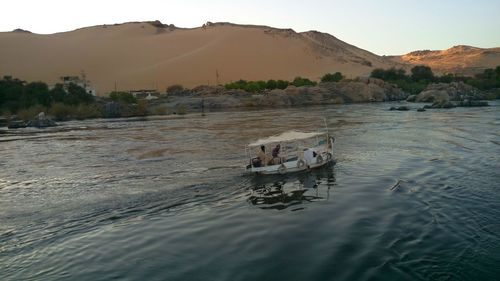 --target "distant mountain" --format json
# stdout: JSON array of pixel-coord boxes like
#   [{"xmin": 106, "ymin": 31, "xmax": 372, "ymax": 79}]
[
  {"xmin": 389, "ymin": 45, "xmax": 500, "ymax": 75},
  {"xmin": 0, "ymin": 21, "xmax": 498, "ymax": 95},
  {"xmin": 0, "ymin": 21, "xmax": 402, "ymax": 94}
]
